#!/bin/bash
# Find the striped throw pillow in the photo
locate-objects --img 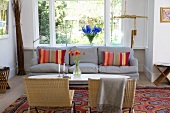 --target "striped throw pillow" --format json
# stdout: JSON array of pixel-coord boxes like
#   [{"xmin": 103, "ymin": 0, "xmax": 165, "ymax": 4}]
[
  {"xmin": 103, "ymin": 51, "xmax": 130, "ymax": 66},
  {"xmin": 38, "ymin": 49, "xmax": 66, "ymax": 64}
]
